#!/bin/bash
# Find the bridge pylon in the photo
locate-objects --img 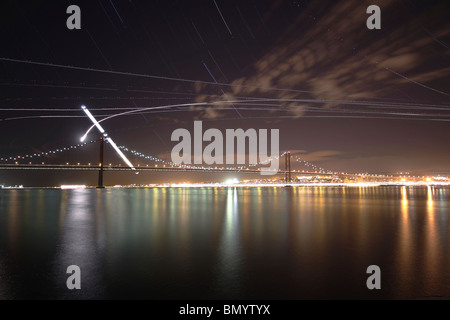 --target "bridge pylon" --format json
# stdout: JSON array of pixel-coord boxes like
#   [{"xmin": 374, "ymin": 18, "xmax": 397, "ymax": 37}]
[
  {"xmin": 285, "ymin": 151, "xmax": 292, "ymax": 183},
  {"xmin": 97, "ymin": 137, "xmax": 105, "ymax": 188}
]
